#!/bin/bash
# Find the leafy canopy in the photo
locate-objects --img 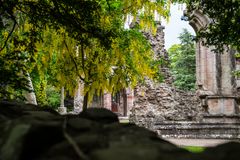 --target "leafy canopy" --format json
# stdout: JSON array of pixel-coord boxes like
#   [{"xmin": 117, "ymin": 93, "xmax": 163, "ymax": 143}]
[
  {"xmin": 175, "ymin": 0, "xmax": 240, "ymax": 52},
  {"xmin": 0, "ymin": 0, "xmax": 171, "ymax": 102}
]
